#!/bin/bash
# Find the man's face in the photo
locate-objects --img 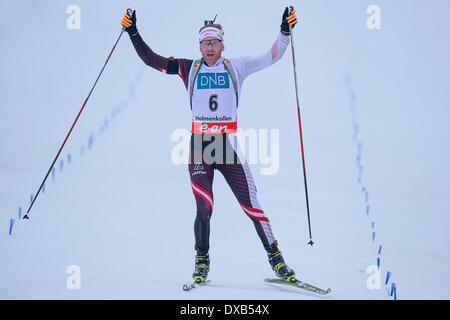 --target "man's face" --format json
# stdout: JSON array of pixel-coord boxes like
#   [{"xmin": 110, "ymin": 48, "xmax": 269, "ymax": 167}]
[{"xmin": 199, "ymin": 37, "xmax": 224, "ymax": 66}]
